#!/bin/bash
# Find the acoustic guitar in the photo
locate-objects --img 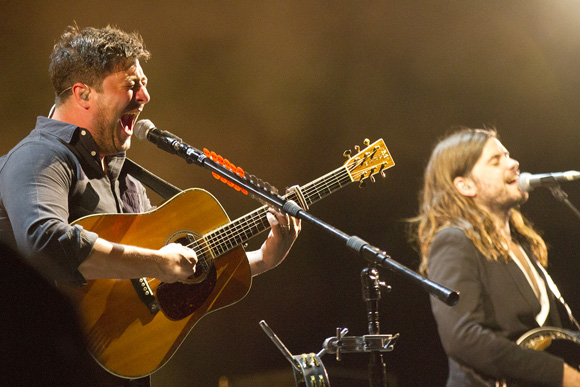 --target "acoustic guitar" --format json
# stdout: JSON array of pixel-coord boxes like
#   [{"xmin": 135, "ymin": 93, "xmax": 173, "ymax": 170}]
[{"xmin": 63, "ymin": 139, "xmax": 394, "ymax": 379}]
